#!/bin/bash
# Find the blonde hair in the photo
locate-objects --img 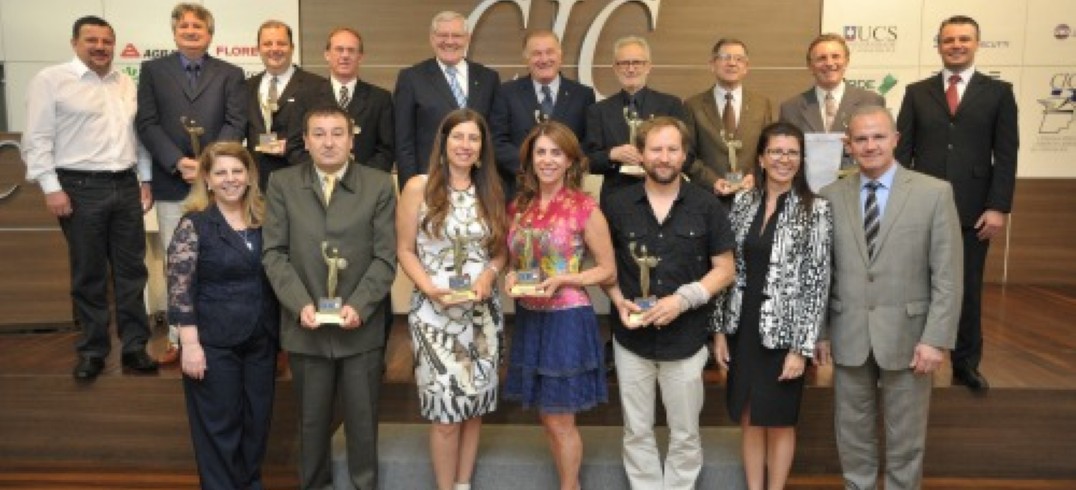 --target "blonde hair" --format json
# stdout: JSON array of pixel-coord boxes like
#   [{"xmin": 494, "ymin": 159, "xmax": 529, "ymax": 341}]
[{"xmin": 183, "ymin": 142, "xmax": 265, "ymax": 227}]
